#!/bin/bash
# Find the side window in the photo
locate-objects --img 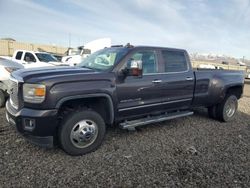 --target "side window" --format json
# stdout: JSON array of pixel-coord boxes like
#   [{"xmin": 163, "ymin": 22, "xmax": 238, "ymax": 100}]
[
  {"xmin": 15, "ymin": 52, "xmax": 23, "ymax": 60},
  {"xmin": 24, "ymin": 52, "xmax": 36, "ymax": 62},
  {"xmin": 130, "ymin": 51, "xmax": 158, "ymax": 74},
  {"xmin": 162, "ymin": 50, "xmax": 188, "ymax": 72}
]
